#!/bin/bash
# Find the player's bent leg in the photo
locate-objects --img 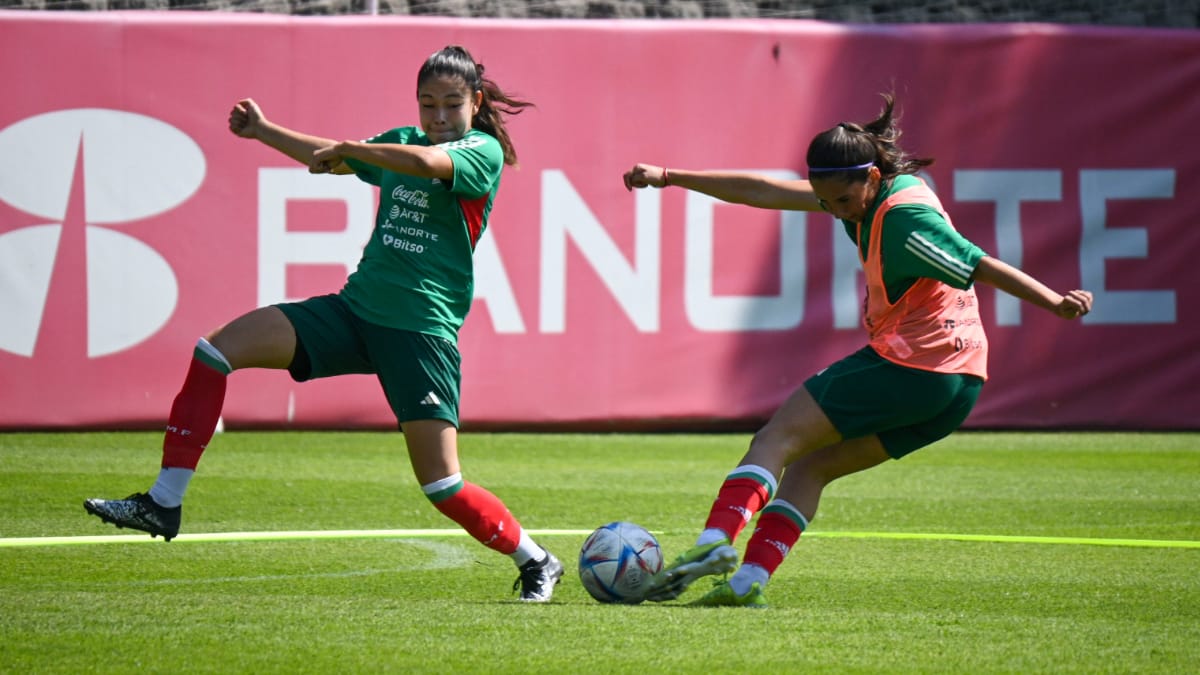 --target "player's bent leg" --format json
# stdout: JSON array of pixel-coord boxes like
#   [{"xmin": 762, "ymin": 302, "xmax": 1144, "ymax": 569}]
[
  {"xmin": 775, "ymin": 435, "xmax": 891, "ymax": 520},
  {"xmin": 84, "ymin": 307, "xmax": 298, "ymax": 541},
  {"xmin": 647, "ymin": 387, "xmax": 841, "ymax": 602},
  {"xmin": 411, "ymin": 422, "xmax": 518, "ymax": 555},
  {"xmin": 83, "ymin": 337, "xmax": 223, "ymax": 540},
  {"xmin": 407, "ymin": 419, "xmax": 563, "ymax": 602},
  {"xmin": 693, "ymin": 436, "xmax": 890, "ymax": 602}
]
